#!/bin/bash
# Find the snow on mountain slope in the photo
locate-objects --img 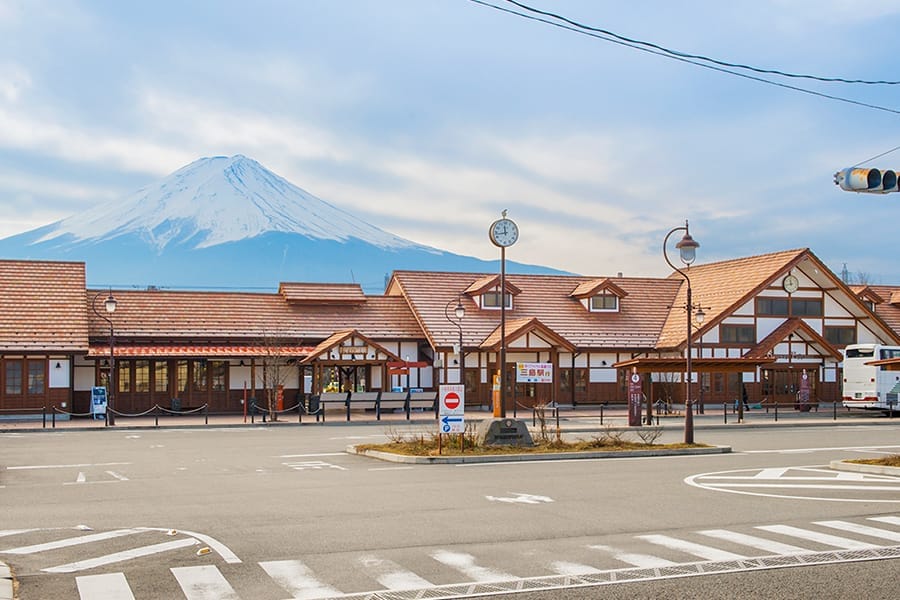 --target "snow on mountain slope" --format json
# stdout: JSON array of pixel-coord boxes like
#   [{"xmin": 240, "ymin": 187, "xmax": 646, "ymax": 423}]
[{"xmin": 34, "ymin": 155, "xmax": 423, "ymax": 251}]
